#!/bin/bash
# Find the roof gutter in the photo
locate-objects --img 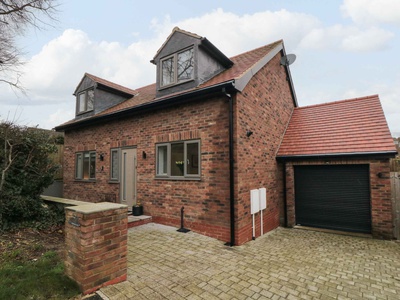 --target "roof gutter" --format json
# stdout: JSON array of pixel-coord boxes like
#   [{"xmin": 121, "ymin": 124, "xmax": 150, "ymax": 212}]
[
  {"xmin": 55, "ymin": 81, "xmax": 236, "ymax": 132},
  {"xmin": 277, "ymin": 150, "xmax": 398, "ymax": 161}
]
